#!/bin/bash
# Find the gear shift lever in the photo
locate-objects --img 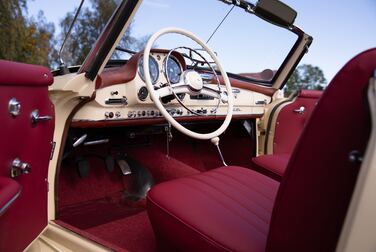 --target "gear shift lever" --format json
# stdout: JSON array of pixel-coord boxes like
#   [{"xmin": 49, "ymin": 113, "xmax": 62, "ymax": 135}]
[{"xmin": 211, "ymin": 137, "xmax": 228, "ymax": 166}]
